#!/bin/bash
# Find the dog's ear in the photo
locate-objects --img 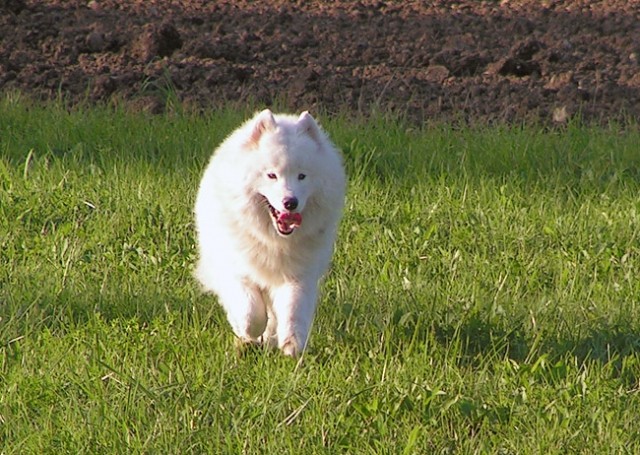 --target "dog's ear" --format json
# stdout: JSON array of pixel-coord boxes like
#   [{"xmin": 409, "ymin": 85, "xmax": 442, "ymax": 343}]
[
  {"xmin": 297, "ymin": 111, "xmax": 322, "ymax": 144},
  {"xmin": 248, "ymin": 109, "xmax": 276, "ymax": 146}
]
